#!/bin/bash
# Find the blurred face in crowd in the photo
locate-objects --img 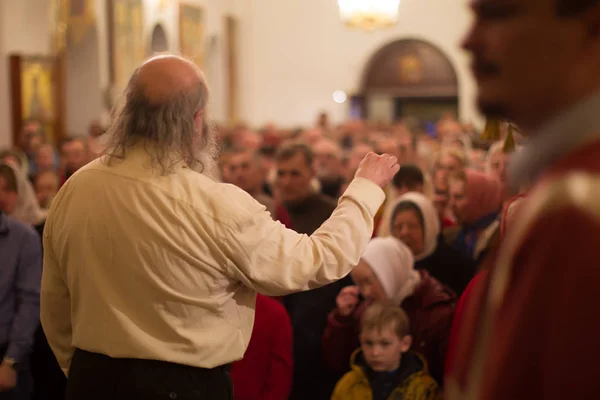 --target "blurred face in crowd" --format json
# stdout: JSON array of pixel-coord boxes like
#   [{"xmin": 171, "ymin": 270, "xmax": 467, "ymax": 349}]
[
  {"xmin": 490, "ymin": 150, "xmax": 509, "ymax": 183},
  {"xmin": 392, "ymin": 209, "xmax": 425, "ymax": 256},
  {"xmin": 347, "ymin": 143, "xmax": 373, "ymax": 173},
  {"xmin": 20, "ymin": 122, "xmax": 43, "ymax": 153},
  {"xmin": 235, "ymin": 130, "xmax": 262, "ymax": 150},
  {"xmin": 0, "ymin": 171, "xmax": 17, "ymax": 215},
  {"xmin": 313, "ymin": 139, "xmax": 343, "ymax": 179},
  {"xmin": 438, "ymin": 153, "xmax": 463, "ymax": 181},
  {"xmin": 462, "ymin": 0, "xmax": 600, "ymax": 129},
  {"xmin": 437, "ymin": 120, "xmax": 462, "ymax": 142},
  {"xmin": 275, "ymin": 152, "xmax": 314, "ymax": 204},
  {"xmin": 375, "ymin": 138, "xmax": 400, "ymax": 159},
  {"xmin": 470, "ymin": 149, "xmax": 486, "ymax": 171},
  {"xmin": 448, "ymin": 177, "xmax": 469, "ymax": 224},
  {"xmin": 36, "ymin": 144, "xmax": 55, "ymax": 172},
  {"xmin": 61, "ymin": 140, "xmax": 88, "ymax": 173},
  {"xmin": 27, "ymin": 134, "xmax": 43, "ymax": 156},
  {"xmin": 303, "ymin": 128, "xmax": 323, "ymax": 145},
  {"xmin": 35, "ymin": 171, "xmax": 59, "ymax": 208},
  {"xmin": 351, "ymin": 260, "xmax": 387, "ymax": 302},
  {"xmin": 396, "ymin": 132, "xmax": 415, "ymax": 164},
  {"xmin": 226, "ymin": 151, "xmax": 263, "ymax": 195},
  {"xmin": 361, "ymin": 326, "xmax": 411, "ymax": 372}
]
